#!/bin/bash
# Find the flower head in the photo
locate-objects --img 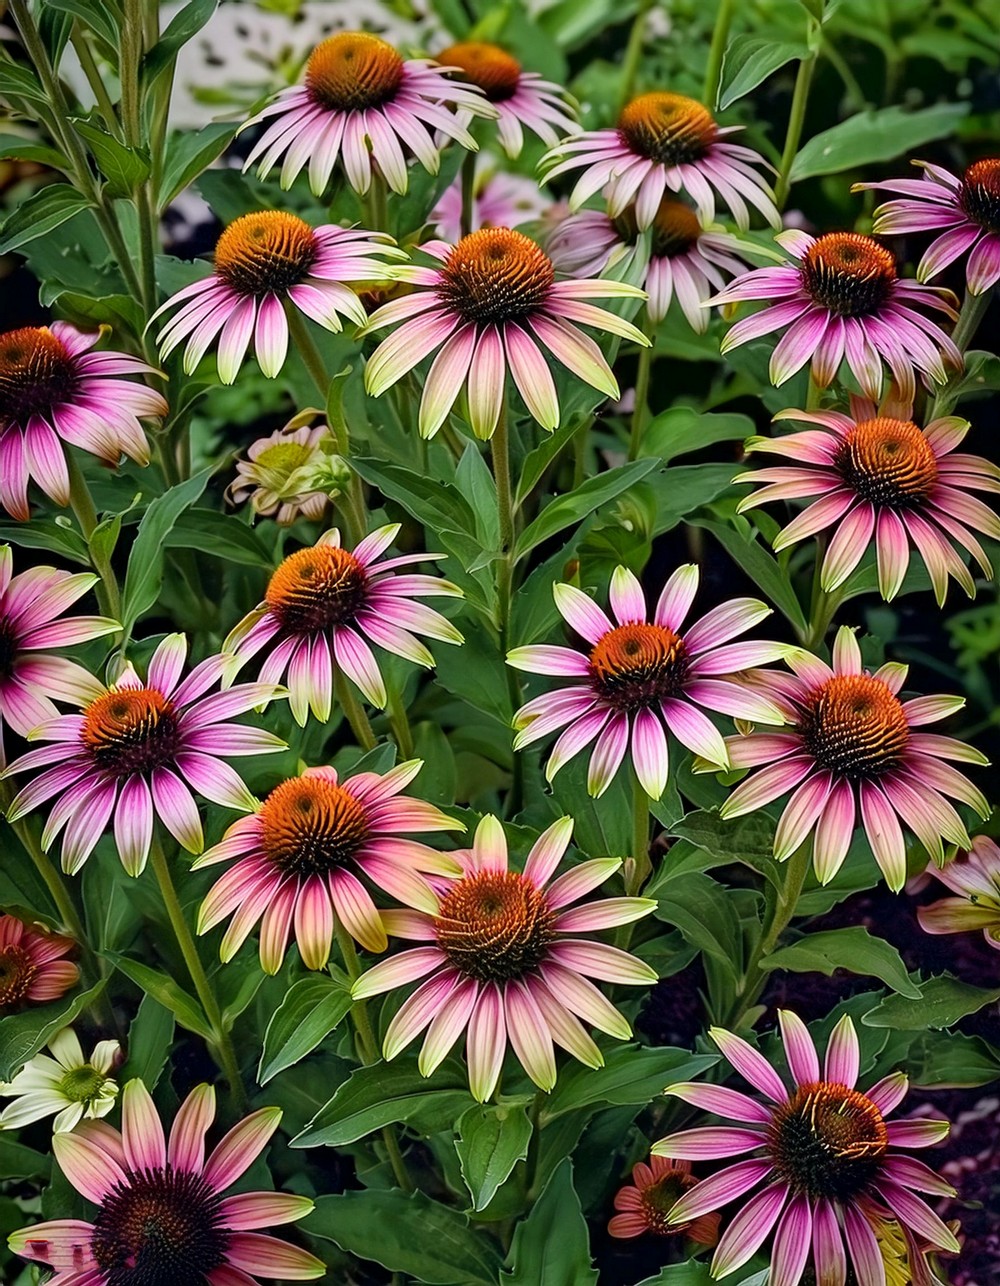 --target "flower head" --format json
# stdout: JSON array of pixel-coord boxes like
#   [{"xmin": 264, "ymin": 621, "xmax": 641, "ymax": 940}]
[
  {"xmin": 362, "ymin": 227, "xmax": 648, "ymax": 437},
  {"xmin": 151, "ymin": 213, "xmax": 402, "ymax": 382},
  {"xmin": 0, "ymin": 1027, "xmax": 119, "ymax": 1133},
  {"xmin": 3, "ymin": 634, "xmax": 286, "ymax": 875},
  {"xmin": 713, "ymin": 229, "xmax": 961, "ymax": 402},
  {"xmin": 431, "ymin": 160, "xmax": 550, "ymax": 243},
  {"xmin": 547, "ymin": 200, "xmax": 754, "ymax": 330},
  {"xmin": 227, "ymin": 415, "xmax": 333, "ymax": 526},
  {"xmin": 8, "ymin": 1078, "xmax": 324, "ymax": 1286},
  {"xmin": 0, "ymin": 915, "xmax": 79, "ymax": 1010},
  {"xmin": 541, "ymin": 91, "xmax": 779, "ymax": 232},
  {"xmin": 508, "ymin": 564, "xmax": 788, "ymax": 799},
  {"xmin": 196, "ymin": 760, "xmax": 463, "ymax": 972},
  {"xmin": 718, "ymin": 626, "xmax": 989, "ymax": 889},
  {"xmin": 917, "ymin": 834, "xmax": 1000, "ymax": 949},
  {"xmin": 855, "ymin": 158, "xmax": 1000, "ymax": 294},
  {"xmin": 653, "ymin": 1012, "xmax": 960, "ymax": 1284},
  {"xmin": 224, "ymin": 525, "xmax": 462, "ymax": 719},
  {"xmin": 433, "ymin": 41, "xmax": 577, "ymax": 157},
  {"xmin": 240, "ymin": 31, "xmax": 495, "ymax": 196},
  {"xmin": 0, "ymin": 546, "xmax": 117, "ymax": 765},
  {"xmin": 353, "ymin": 815, "xmax": 657, "ymax": 1101},
  {"xmin": 608, "ymin": 1155, "xmax": 720, "ymax": 1244},
  {"xmin": 0, "ymin": 322, "xmax": 165, "ymax": 519},
  {"xmin": 736, "ymin": 393, "xmax": 1000, "ymax": 604}
]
